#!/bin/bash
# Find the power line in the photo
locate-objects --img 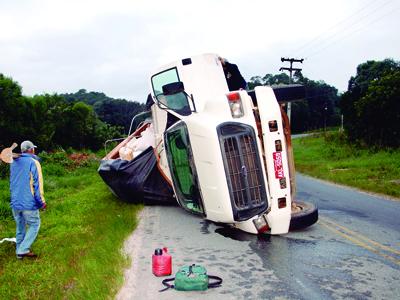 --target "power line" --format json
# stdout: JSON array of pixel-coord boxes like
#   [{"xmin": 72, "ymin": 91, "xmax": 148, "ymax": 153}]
[
  {"xmin": 301, "ymin": 0, "xmax": 396, "ymax": 58},
  {"xmin": 296, "ymin": 0, "xmax": 394, "ymax": 56},
  {"xmin": 305, "ymin": 6, "xmax": 400, "ymax": 58},
  {"xmin": 294, "ymin": 0, "xmax": 396, "ymax": 58},
  {"xmin": 294, "ymin": 0, "xmax": 380, "ymax": 54}
]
